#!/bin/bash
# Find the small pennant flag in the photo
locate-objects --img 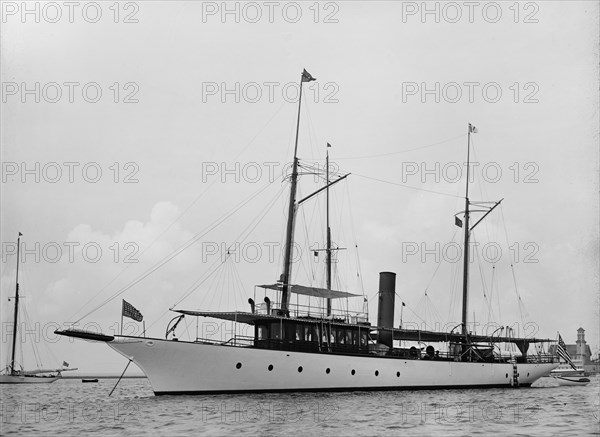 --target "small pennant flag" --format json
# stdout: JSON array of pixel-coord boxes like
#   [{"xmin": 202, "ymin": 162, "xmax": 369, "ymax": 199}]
[
  {"xmin": 327, "ymin": 143, "xmax": 332, "ymax": 148},
  {"xmin": 455, "ymin": 216, "xmax": 463, "ymax": 228},
  {"xmin": 122, "ymin": 299, "xmax": 143, "ymax": 322},
  {"xmin": 469, "ymin": 123, "xmax": 478, "ymax": 133},
  {"xmin": 62, "ymin": 361, "xmax": 69, "ymax": 367},
  {"xmin": 557, "ymin": 333, "xmax": 578, "ymax": 371},
  {"xmin": 301, "ymin": 69, "xmax": 316, "ymax": 82}
]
